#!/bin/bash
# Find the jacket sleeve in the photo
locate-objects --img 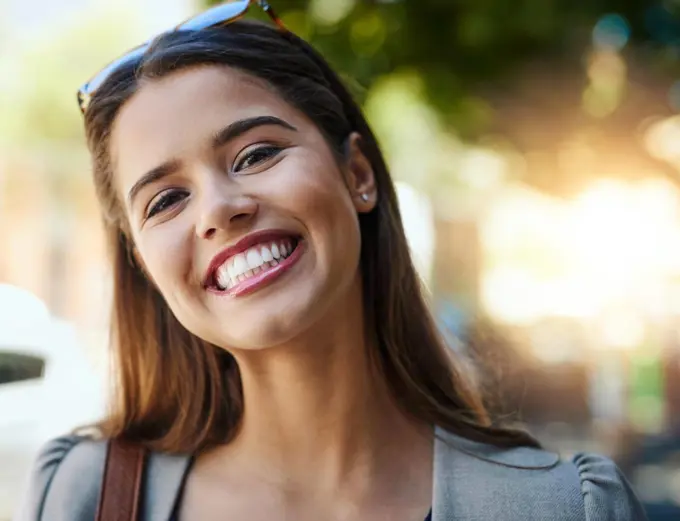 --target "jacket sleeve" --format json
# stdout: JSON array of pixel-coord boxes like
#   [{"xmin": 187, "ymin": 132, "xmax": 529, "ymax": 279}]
[
  {"xmin": 13, "ymin": 435, "xmax": 106, "ymax": 521},
  {"xmin": 573, "ymin": 453, "xmax": 649, "ymax": 521}
]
